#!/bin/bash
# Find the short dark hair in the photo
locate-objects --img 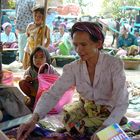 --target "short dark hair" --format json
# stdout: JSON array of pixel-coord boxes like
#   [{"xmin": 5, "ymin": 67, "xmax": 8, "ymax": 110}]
[{"xmin": 32, "ymin": 6, "xmax": 44, "ymax": 15}]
